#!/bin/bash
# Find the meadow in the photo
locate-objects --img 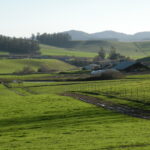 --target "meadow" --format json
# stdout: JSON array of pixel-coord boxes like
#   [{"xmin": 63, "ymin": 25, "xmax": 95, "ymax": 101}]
[
  {"xmin": 0, "ymin": 74, "xmax": 150, "ymax": 149},
  {"xmin": 44, "ymin": 40, "xmax": 150, "ymax": 59},
  {"xmin": 1, "ymin": 40, "xmax": 150, "ymax": 59},
  {"xmin": 40, "ymin": 44, "xmax": 97, "ymax": 58},
  {"xmin": 0, "ymin": 51, "xmax": 9, "ymax": 55},
  {"xmin": 0, "ymin": 59, "xmax": 77, "ymax": 74}
]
